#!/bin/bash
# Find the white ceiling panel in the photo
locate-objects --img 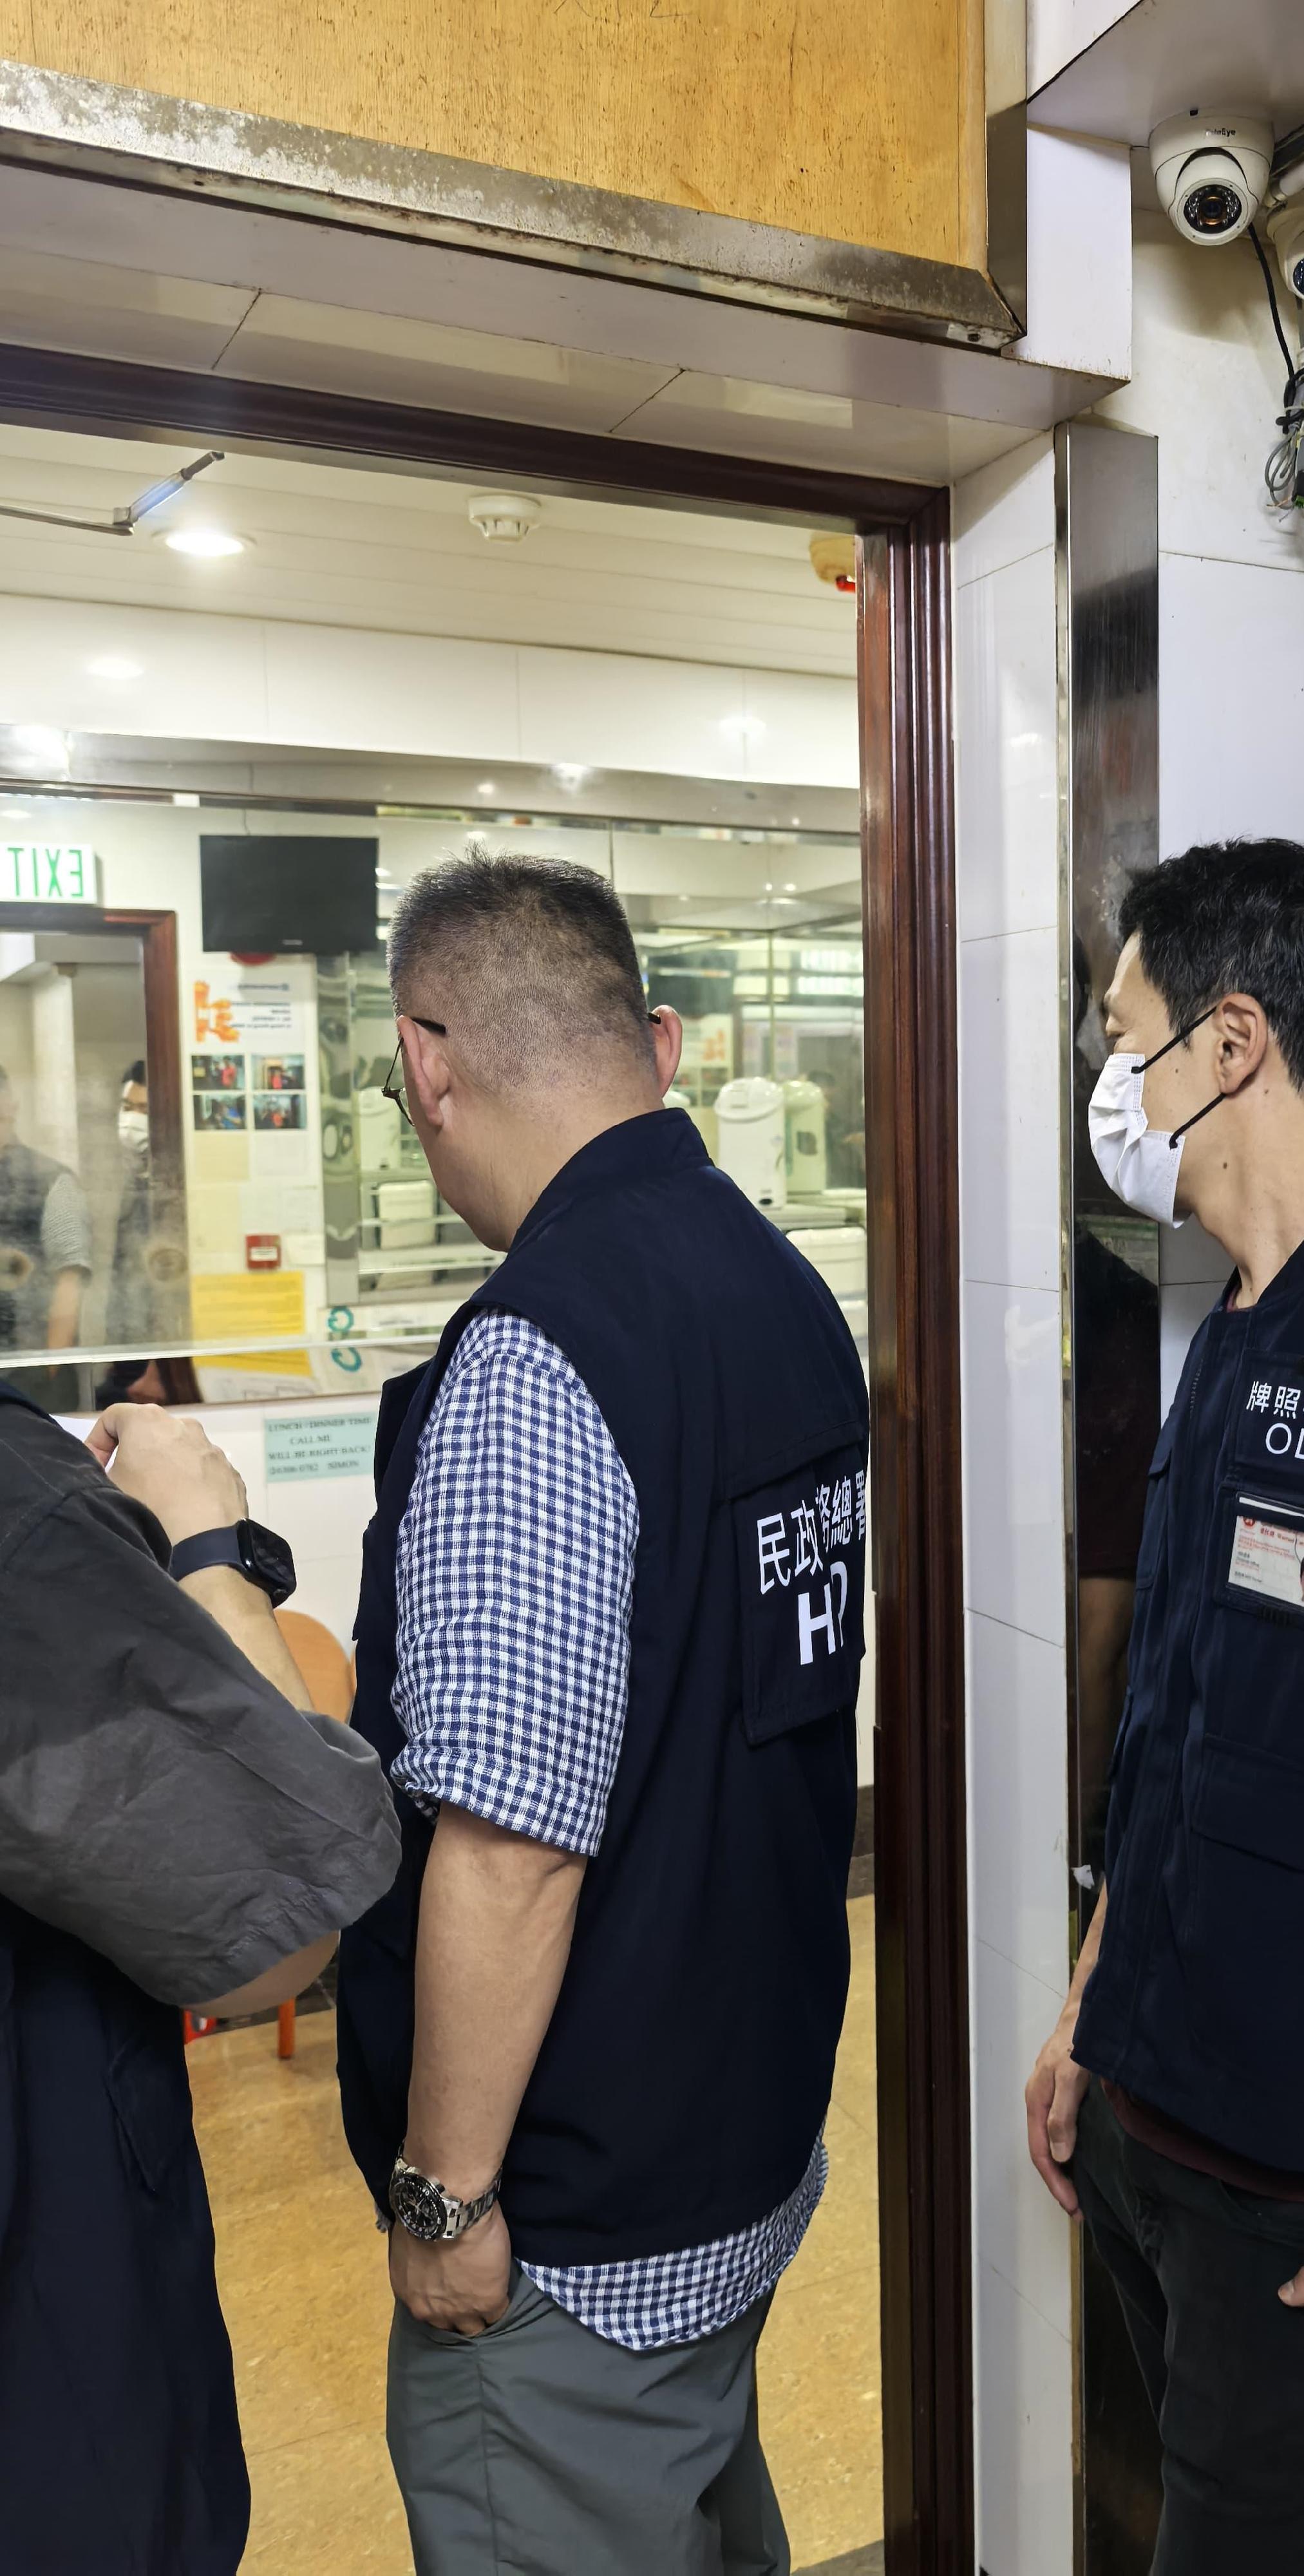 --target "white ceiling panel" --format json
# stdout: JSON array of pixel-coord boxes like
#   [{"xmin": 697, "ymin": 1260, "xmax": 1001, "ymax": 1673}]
[
  {"xmin": 214, "ymin": 292, "xmax": 683, "ymax": 435},
  {"xmin": 0, "ymin": 246, "xmax": 256, "ymax": 371},
  {"xmin": 0, "ymin": 423, "xmax": 857, "ymax": 674},
  {"xmin": 614, "ymin": 373, "xmax": 1029, "ymax": 484}
]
